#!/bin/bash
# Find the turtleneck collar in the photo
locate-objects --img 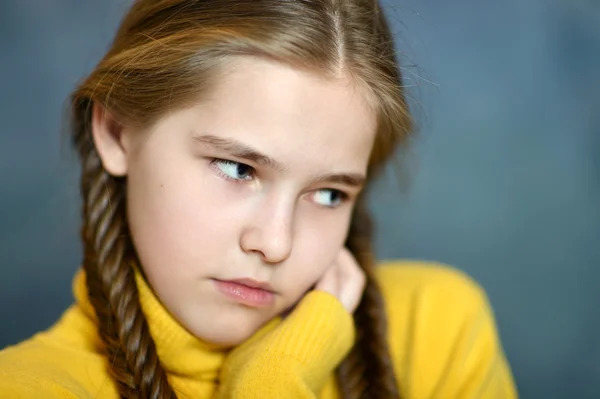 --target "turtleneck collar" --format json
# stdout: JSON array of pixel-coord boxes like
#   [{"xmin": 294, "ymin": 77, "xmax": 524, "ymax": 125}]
[
  {"xmin": 66, "ymin": 266, "xmax": 355, "ymax": 397},
  {"xmin": 72, "ymin": 268, "xmax": 228, "ymax": 383}
]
